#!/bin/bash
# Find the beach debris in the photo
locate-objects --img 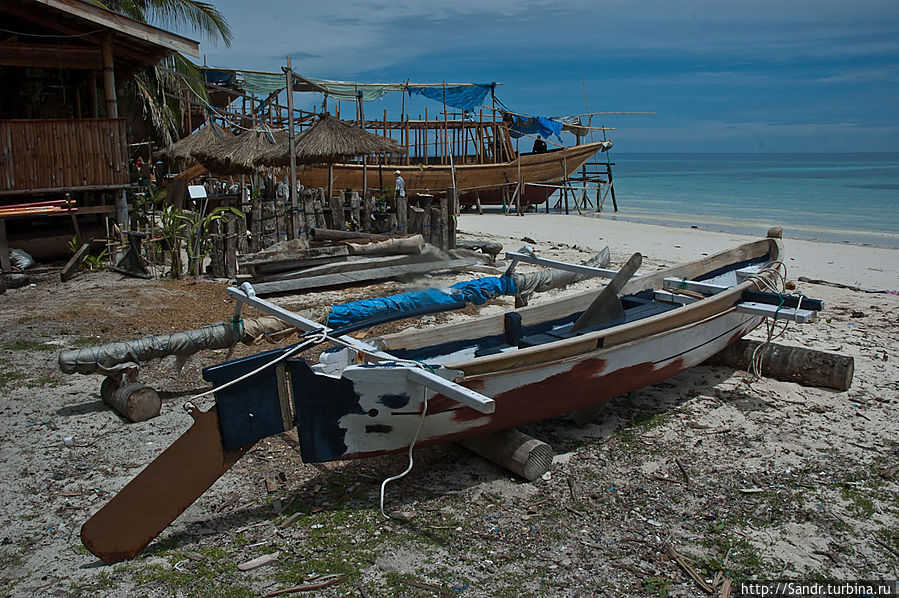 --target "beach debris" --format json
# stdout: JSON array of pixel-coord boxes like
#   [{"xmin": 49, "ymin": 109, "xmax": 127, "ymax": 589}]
[
  {"xmin": 60, "ymin": 244, "xmax": 90, "ymax": 282},
  {"xmin": 455, "ymin": 239, "xmax": 503, "ymax": 259},
  {"xmin": 261, "ymin": 575, "xmax": 345, "ymax": 597},
  {"xmin": 458, "ymin": 428, "xmax": 554, "ymax": 481},
  {"xmin": 665, "ymin": 545, "xmax": 714, "ymax": 594},
  {"xmin": 387, "ymin": 510, "xmax": 415, "ymax": 522},
  {"xmin": 216, "ymin": 493, "xmax": 240, "ymax": 512},
  {"xmin": 237, "ymin": 551, "xmax": 280, "ymax": 571},
  {"xmin": 704, "ymin": 339, "xmax": 854, "ymax": 391},
  {"xmin": 798, "ymin": 276, "xmax": 898, "ymax": 295},
  {"xmin": 399, "ymin": 578, "xmax": 453, "ymax": 596}
]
